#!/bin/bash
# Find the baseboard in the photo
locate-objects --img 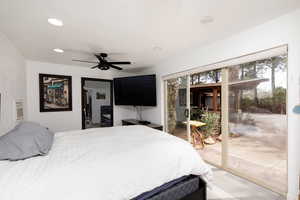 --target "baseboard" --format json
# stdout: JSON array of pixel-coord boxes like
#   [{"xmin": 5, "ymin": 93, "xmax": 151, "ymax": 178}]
[{"xmin": 286, "ymin": 192, "xmax": 298, "ymax": 200}]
